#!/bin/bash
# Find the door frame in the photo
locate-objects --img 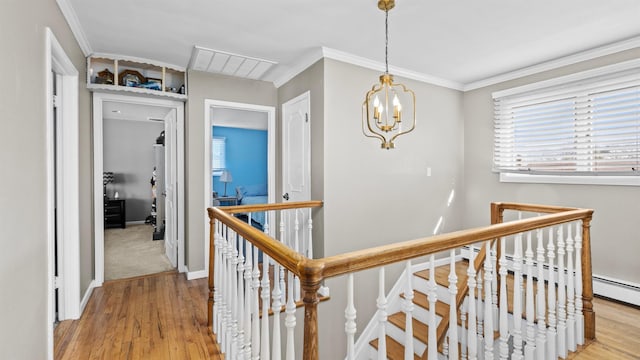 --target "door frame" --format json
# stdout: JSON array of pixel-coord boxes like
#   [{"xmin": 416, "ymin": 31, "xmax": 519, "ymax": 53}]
[
  {"xmin": 203, "ymin": 99, "xmax": 276, "ymax": 275},
  {"xmin": 46, "ymin": 27, "xmax": 80, "ymax": 360},
  {"xmin": 92, "ymin": 92, "xmax": 186, "ymax": 285}
]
